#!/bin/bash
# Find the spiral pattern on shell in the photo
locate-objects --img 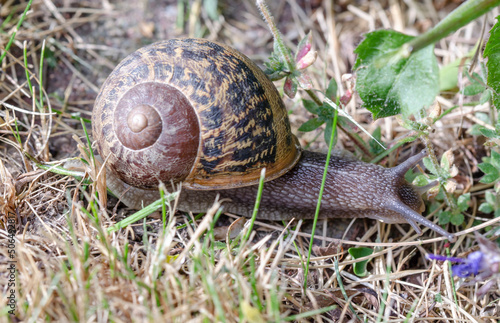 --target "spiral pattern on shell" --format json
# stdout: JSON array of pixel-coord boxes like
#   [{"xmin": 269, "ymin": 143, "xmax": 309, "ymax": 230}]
[{"xmin": 92, "ymin": 38, "xmax": 301, "ymax": 189}]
